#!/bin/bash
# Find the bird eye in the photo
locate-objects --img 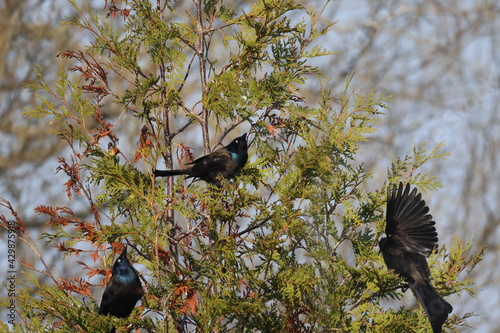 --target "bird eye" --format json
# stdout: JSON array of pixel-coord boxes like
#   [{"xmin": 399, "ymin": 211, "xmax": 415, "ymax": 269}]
[{"xmin": 117, "ymin": 259, "xmax": 122, "ymax": 263}]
